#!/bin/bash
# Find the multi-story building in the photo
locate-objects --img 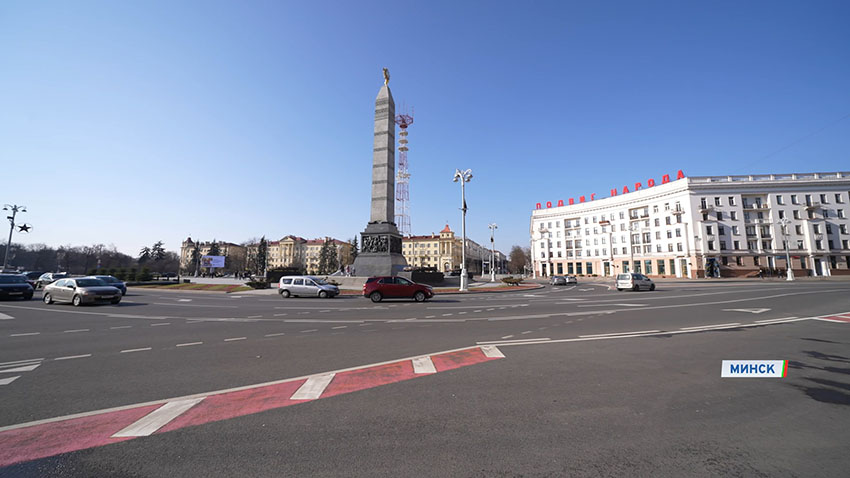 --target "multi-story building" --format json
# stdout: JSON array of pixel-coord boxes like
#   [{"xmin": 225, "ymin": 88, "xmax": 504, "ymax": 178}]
[
  {"xmin": 180, "ymin": 238, "xmax": 246, "ymax": 273},
  {"xmin": 181, "ymin": 235, "xmax": 352, "ymax": 274},
  {"xmin": 401, "ymin": 224, "xmax": 493, "ymax": 274},
  {"xmin": 530, "ymin": 171, "xmax": 850, "ymax": 278}
]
